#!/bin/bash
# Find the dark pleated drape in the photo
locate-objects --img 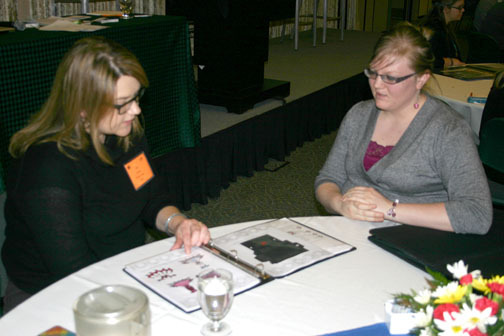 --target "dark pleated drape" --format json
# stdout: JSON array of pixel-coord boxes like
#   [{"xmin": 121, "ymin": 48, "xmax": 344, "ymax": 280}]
[{"xmin": 154, "ymin": 72, "xmax": 372, "ymax": 210}]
